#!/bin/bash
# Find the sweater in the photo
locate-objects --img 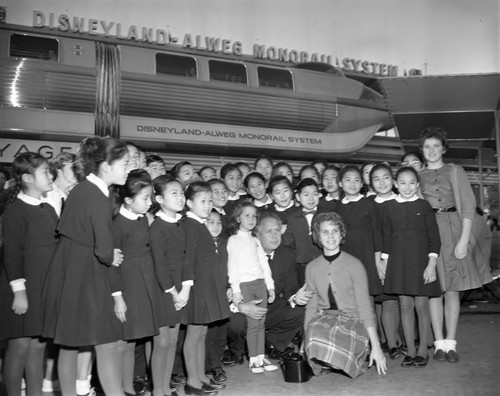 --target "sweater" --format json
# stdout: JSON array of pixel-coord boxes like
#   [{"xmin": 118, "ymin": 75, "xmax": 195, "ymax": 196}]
[{"xmin": 305, "ymin": 252, "xmax": 376, "ymax": 330}]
